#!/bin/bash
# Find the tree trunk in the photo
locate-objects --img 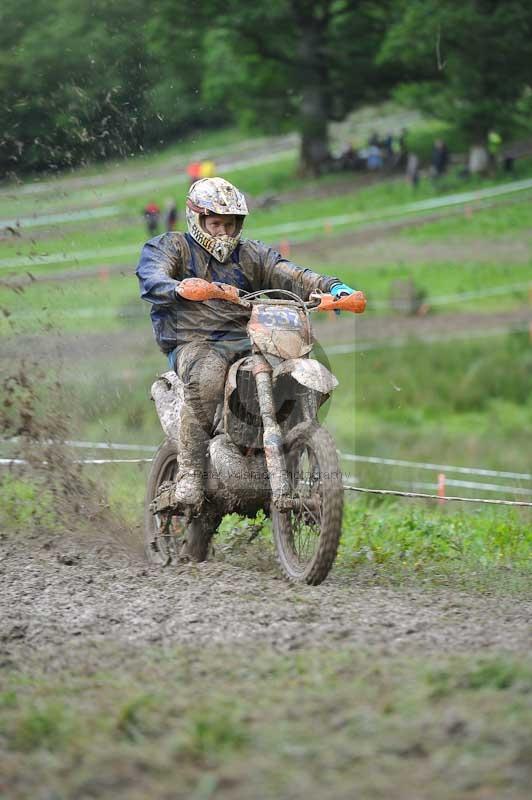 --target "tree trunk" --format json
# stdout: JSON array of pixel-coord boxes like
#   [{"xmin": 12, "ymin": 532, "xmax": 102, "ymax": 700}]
[
  {"xmin": 295, "ymin": 4, "xmax": 331, "ymax": 176},
  {"xmin": 299, "ymin": 84, "xmax": 330, "ymax": 176}
]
